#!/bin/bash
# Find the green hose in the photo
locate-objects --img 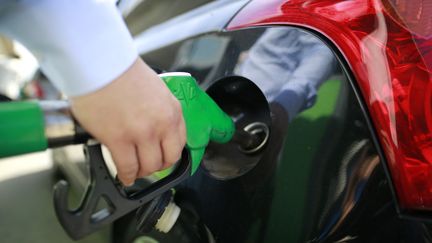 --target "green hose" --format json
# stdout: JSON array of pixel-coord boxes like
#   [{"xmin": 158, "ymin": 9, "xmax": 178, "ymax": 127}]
[{"xmin": 0, "ymin": 101, "xmax": 47, "ymax": 158}]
